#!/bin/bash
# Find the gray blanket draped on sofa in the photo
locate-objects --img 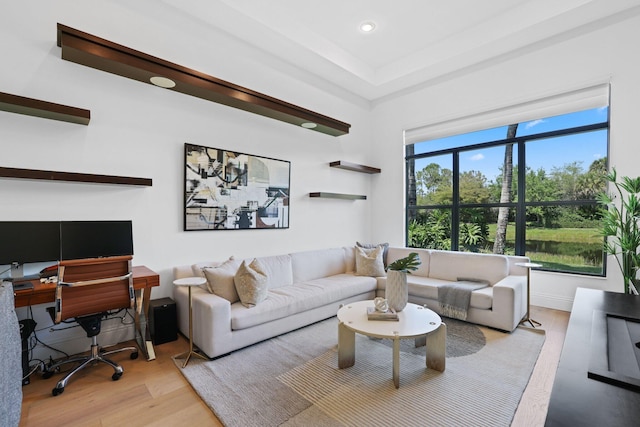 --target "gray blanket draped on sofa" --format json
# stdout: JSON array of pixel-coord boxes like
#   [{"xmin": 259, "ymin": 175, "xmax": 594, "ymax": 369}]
[{"xmin": 438, "ymin": 281, "xmax": 488, "ymax": 320}]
